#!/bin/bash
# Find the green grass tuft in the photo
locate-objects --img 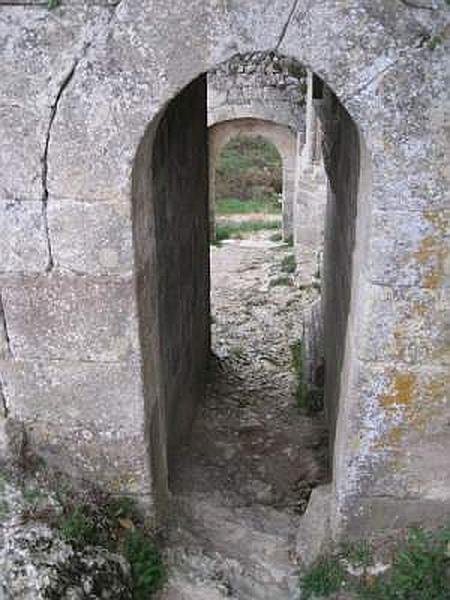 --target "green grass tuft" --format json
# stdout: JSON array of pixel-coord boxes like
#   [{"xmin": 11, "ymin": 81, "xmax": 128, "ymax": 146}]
[
  {"xmin": 290, "ymin": 339, "xmax": 323, "ymax": 413},
  {"xmin": 60, "ymin": 507, "xmax": 97, "ymax": 545},
  {"xmin": 285, "ymin": 235, "xmax": 294, "ymax": 247},
  {"xmin": 58, "ymin": 495, "xmax": 164, "ymax": 597},
  {"xmin": 281, "ymin": 253, "xmax": 296, "ymax": 274},
  {"xmin": 301, "ymin": 556, "xmax": 347, "ymax": 599},
  {"xmin": 123, "ymin": 530, "xmax": 165, "ymax": 599},
  {"xmin": 290, "ymin": 339, "xmax": 307, "ymax": 408},
  {"xmin": 300, "ymin": 526, "xmax": 450, "ymax": 600}
]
